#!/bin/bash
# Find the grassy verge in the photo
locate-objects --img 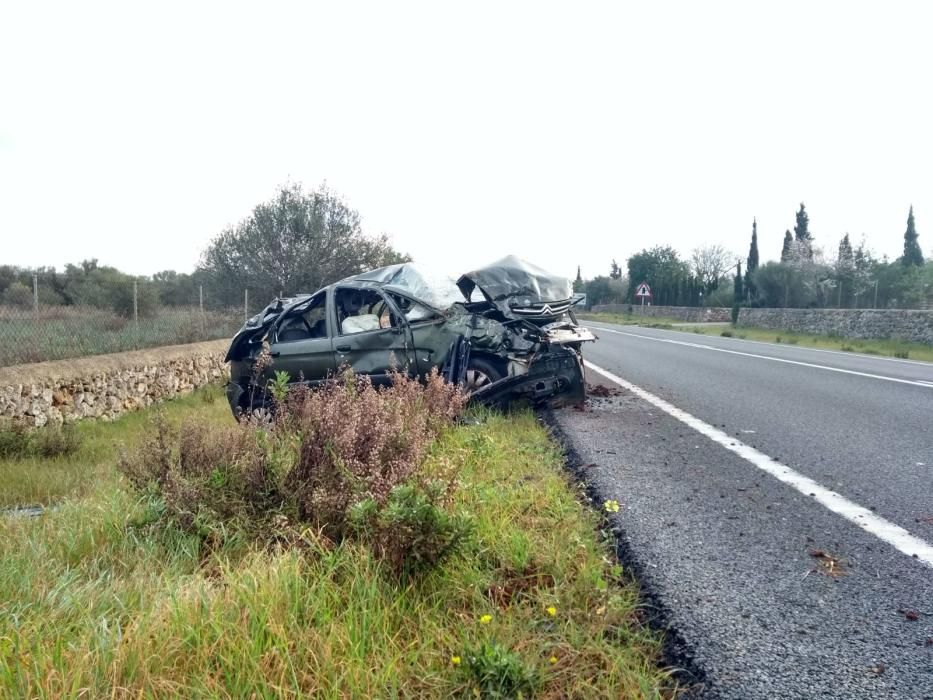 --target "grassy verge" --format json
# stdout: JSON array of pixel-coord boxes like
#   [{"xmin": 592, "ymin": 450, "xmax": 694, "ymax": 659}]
[
  {"xmin": 675, "ymin": 324, "xmax": 933, "ymax": 362},
  {"xmin": 579, "ymin": 311, "xmax": 933, "ymax": 362},
  {"xmin": 577, "ymin": 311, "xmax": 683, "ymax": 329},
  {"xmin": 0, "ymin": 393, "xmax": 673, "ymax": 697},
  {"xmin": 0, "ymin": 387, "xmax": 228, "ymax": 508}
]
